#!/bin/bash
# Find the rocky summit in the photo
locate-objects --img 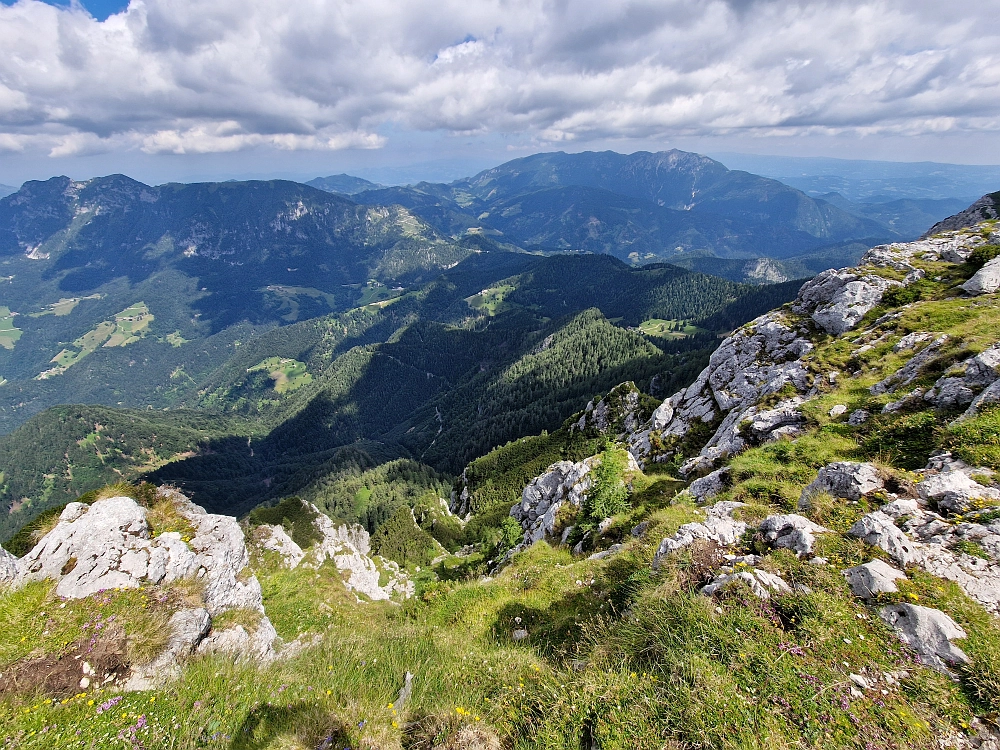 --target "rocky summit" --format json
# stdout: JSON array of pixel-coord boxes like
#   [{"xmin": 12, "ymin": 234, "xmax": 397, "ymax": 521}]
[{"xmin": 2, "ymin": 200, "xmax": 1000, "ymax": 750}]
